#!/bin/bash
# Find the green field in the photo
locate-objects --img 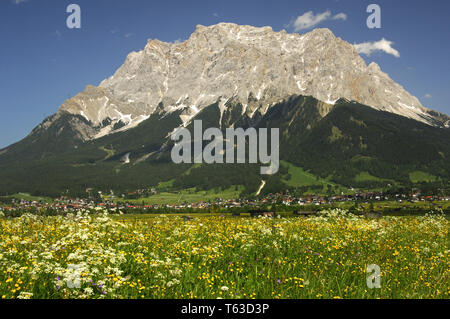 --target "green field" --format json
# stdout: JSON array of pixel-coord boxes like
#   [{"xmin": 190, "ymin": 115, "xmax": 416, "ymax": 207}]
[
  {"xmin": 110, "ymin": 186, "xmax": 244, "ymax": 205},
  {"xmin": 409, "ymin": 171, "xmax": 437, "ymax": 183},
  {"xmin": 354, "ymin": 171, "xmax": 383, "ymax": 182},
  {"xmin": 0, "ymin": 193, "xmax": 53, "ymax": 203},
  {"xmin": 281, "ymin": 161, "xmax": 347, "ymax": 193}
]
